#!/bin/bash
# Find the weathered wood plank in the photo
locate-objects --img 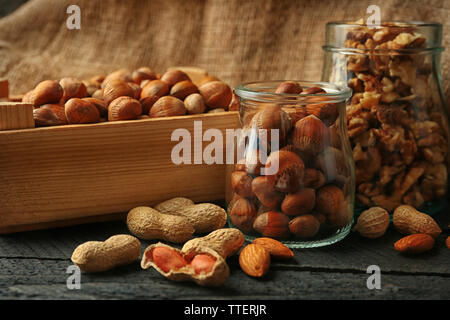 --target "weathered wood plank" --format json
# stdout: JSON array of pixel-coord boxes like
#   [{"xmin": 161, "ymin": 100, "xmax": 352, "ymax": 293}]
[
  {"xmin": 0, "ymin": 213, "xmax": 448, "ymax": 275},
  {"xmin": 0, "ymin": 258, "xmax": 448, "ymax": 300}
]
